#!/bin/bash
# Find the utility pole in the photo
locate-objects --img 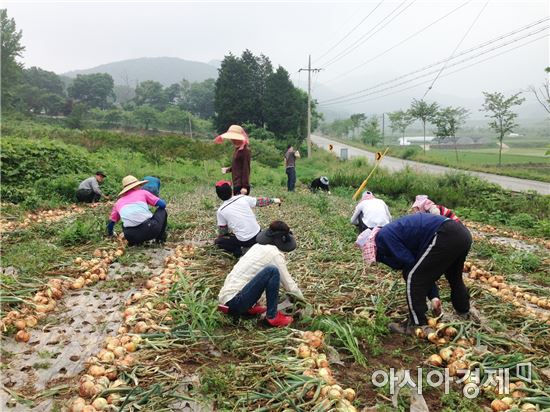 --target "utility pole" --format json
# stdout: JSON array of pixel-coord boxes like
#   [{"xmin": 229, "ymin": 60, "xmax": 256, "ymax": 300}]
[
  {"xmin": 299, "ymin": 55, "xmax": 322, "ymax": 158},
  {"xmin": 381, "ymin": 113, "xmax": 385, "ymax": 145}
]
